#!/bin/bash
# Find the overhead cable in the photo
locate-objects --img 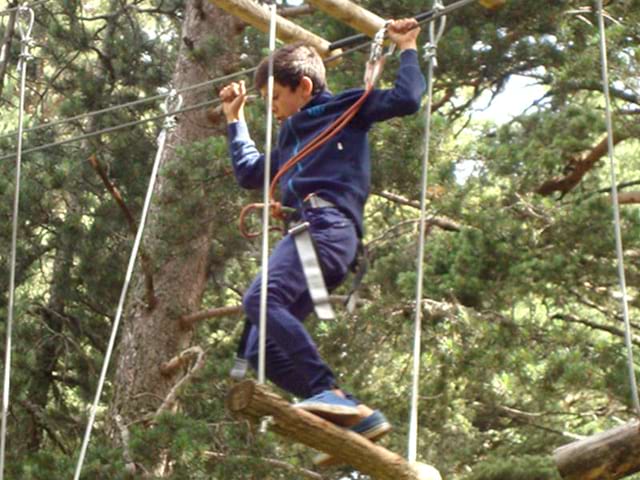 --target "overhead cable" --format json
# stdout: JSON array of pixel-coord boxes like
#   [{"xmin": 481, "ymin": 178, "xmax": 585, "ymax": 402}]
[
  {"xmin": 0, "ymin": 42, "xmax": 374, "ymax": 161},
  {"xmin": 0, "ymin": 97, "xmax": 221, "ymax": 161},
  {"xmin": 0, "ymin": 67, "xmax": 258, "ymax": 142},
  {"xmin": 0, "ymin": 7, "xmax": 34, "ymax": 480}
]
